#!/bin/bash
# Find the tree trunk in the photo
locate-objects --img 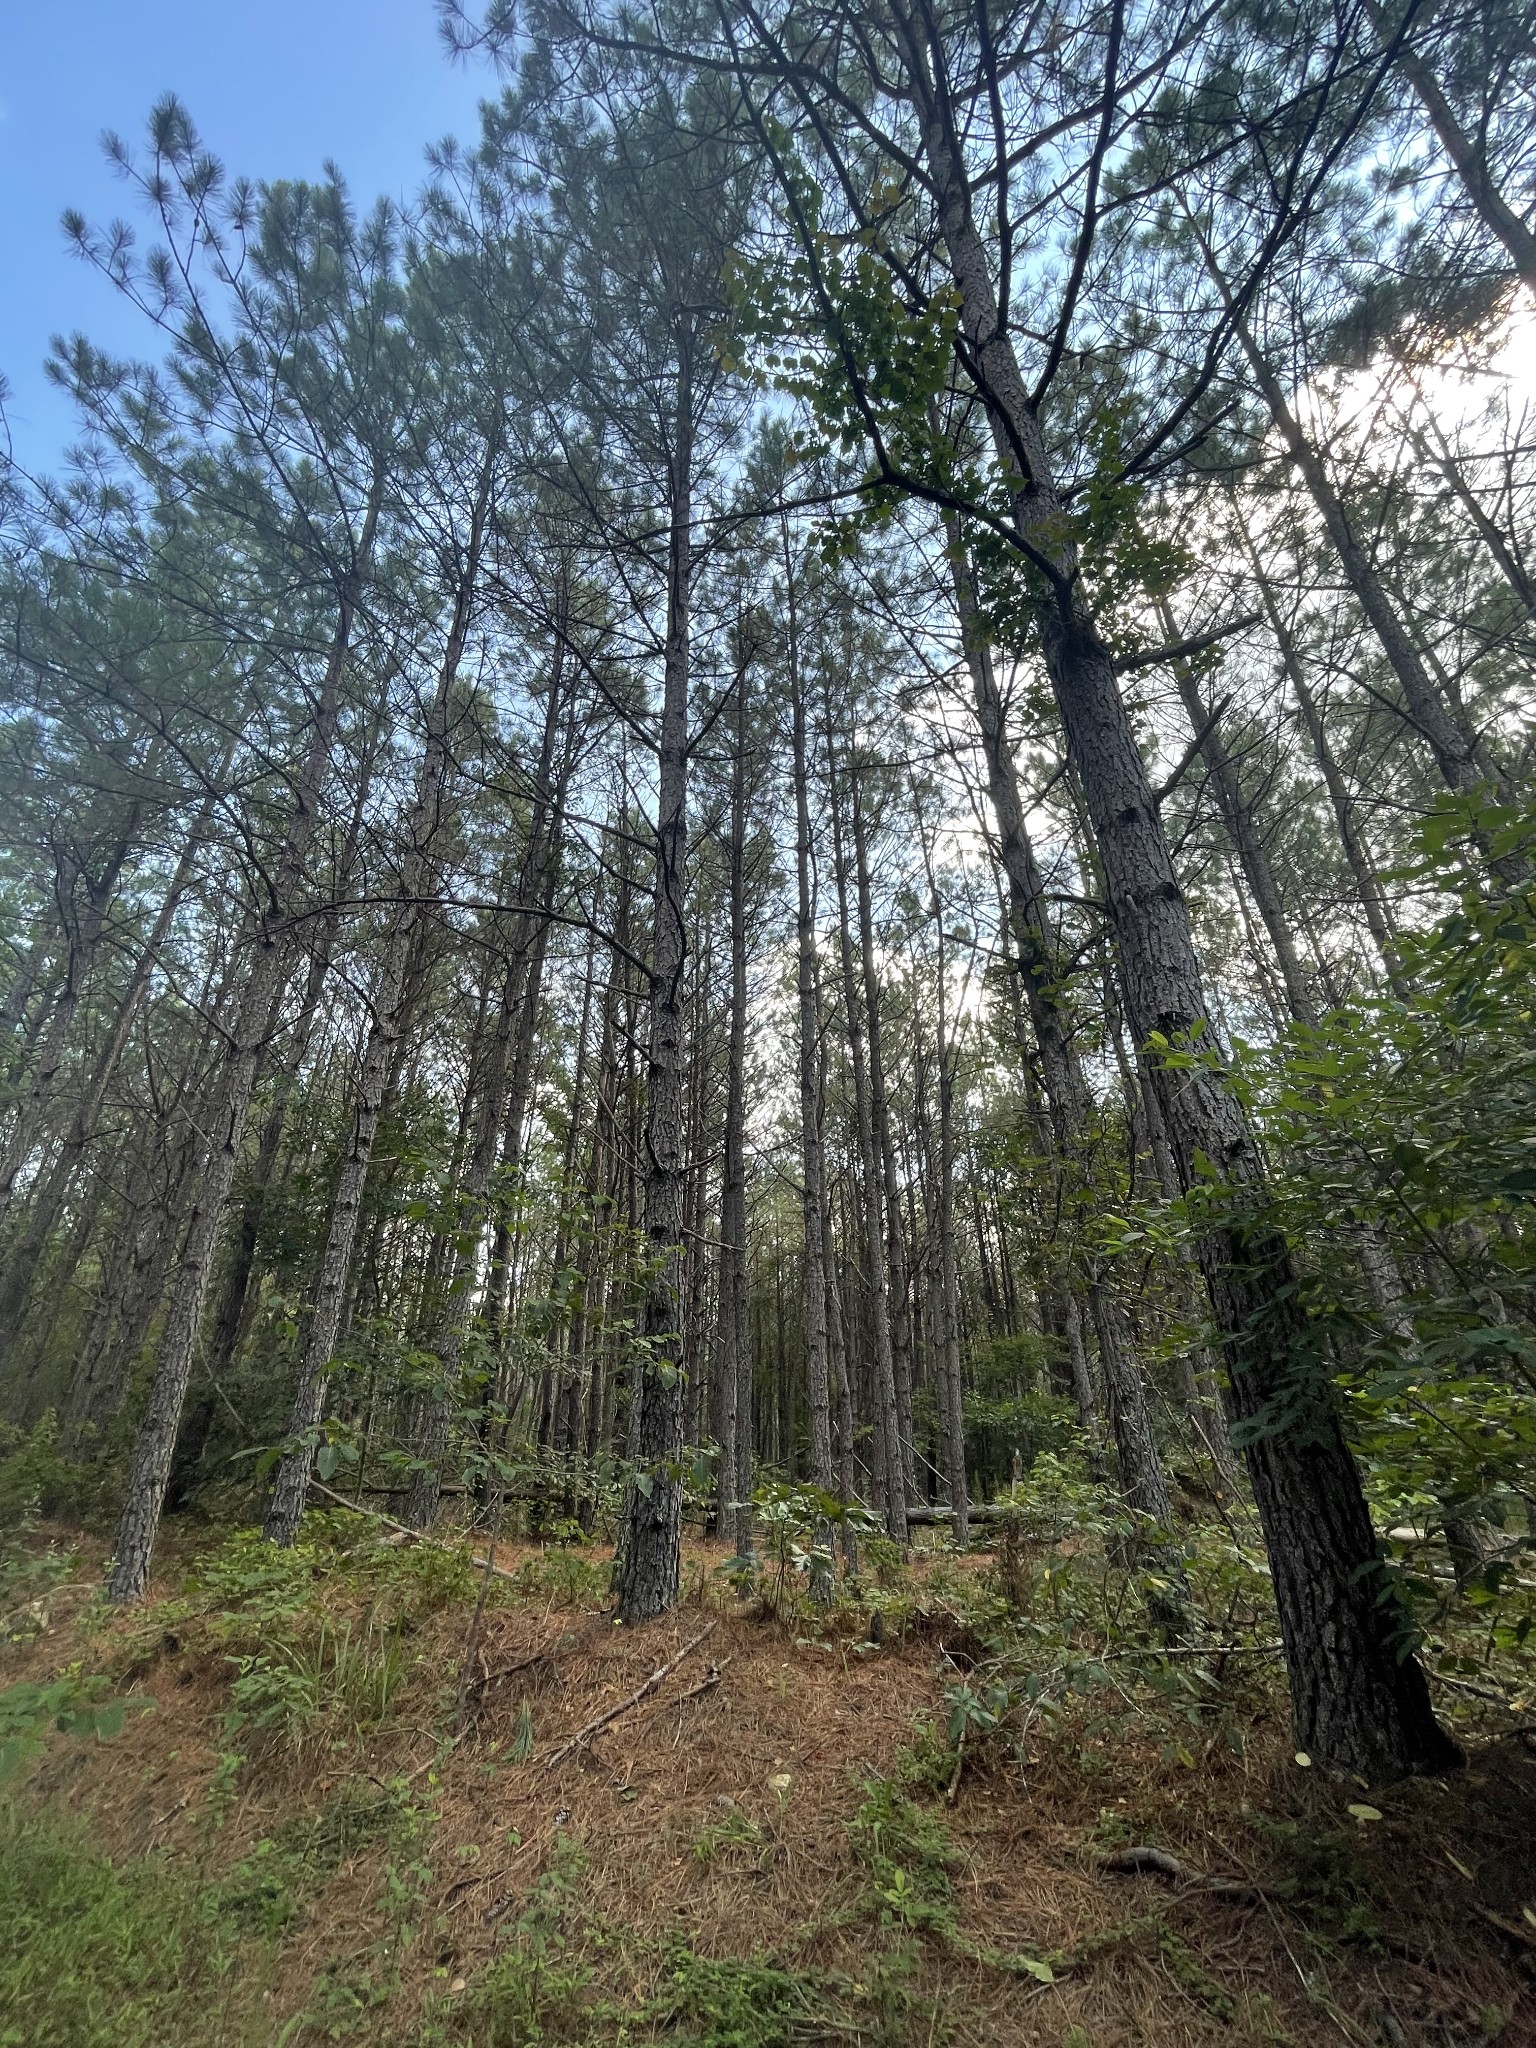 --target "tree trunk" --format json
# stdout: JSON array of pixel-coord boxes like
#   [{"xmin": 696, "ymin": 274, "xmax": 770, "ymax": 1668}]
[
  {"xmin": 616, "ymin": 346, "xmax": 694, "ymax": 1622},
  {"xmin": 786, "ymin": 530, "xmax": 835, "ymax": 1511},
  {"xmin": 0, "ymin": 772, "xmax": 225, "ymax": 1352},
  {"xmin": 850, "ymin": 762, "xmax": 917, "ymax": 1506},
  {"xmin": 1364, "ymin": 0, "xmax": 1536, "ymax": 285},
  {"xmin": 902, "ymin": 28, "xmax": 1457, "ymax": 1772},
  {"xmin": 264, "ymin": 455, "xmax": 492, "ymax": 1544},
  {"xmin": 827, "ymin": 719, "xmax": 906, "ymax": 1541},
  {"xmin": 713, "ymin": 631, "xmax": 752, "ymax": 1554},
  {"xmin": 107, "ymin": 487, "xmax": 379, "ymax": 1602},
  {"xmin": 1156, "ymin": 597, "xmax": 1316, "ymax": 1025}
]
